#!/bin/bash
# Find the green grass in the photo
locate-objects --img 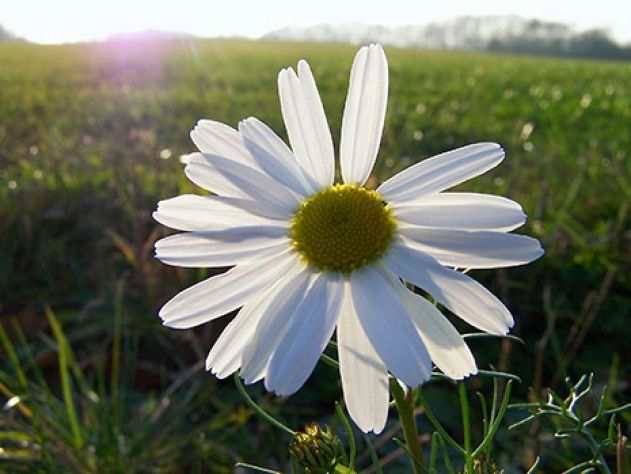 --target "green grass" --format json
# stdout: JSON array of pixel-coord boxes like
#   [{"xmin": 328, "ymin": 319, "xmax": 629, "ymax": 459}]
[{"xmin": 0, "ymin": 38, "xmax": 629, "ymax": 472}]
